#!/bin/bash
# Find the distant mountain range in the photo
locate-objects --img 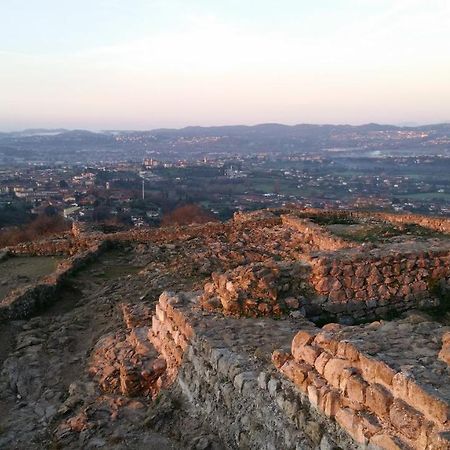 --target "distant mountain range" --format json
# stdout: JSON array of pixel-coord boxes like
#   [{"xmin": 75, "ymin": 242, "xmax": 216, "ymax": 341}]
[
  {"xmin": 2, "ymin": 122, "xmax": 450, "ymax": 138},
  {"xmin": 1, "ymin": 123, "xmax": 449, "ymax": 163}
]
